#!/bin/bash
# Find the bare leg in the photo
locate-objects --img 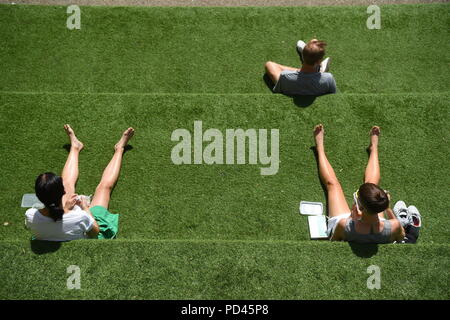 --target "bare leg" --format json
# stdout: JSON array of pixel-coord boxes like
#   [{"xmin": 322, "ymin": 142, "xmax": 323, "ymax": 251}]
[
  {"xmin": 314, "ymin": 124, "xmax": 351, "ymax": 218},
  {"xmin": 61, "ymin": 124, "xmax": 84, "ymax": 199},
  {"xmin": 265, "ymin": 61, "xmax": 300, "ymax": 83},
  {"xmin": 90, "ymin": 128, "xmax": 135, "ymax": 209},
  {"xmin": 364, "ymin": 126, "xmax": 384, "ymax": 219},
  {"xmin": 364, "ymin": 126, "xmax": 381, "ymax": 185}
]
